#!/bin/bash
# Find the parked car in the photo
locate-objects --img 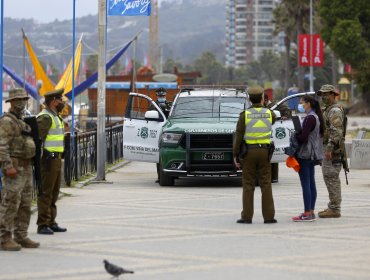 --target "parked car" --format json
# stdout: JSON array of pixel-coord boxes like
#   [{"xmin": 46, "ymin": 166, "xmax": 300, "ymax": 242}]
[{"xmin": 123, "ymin": 86, "xmax": 315, "ymax": 186}]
